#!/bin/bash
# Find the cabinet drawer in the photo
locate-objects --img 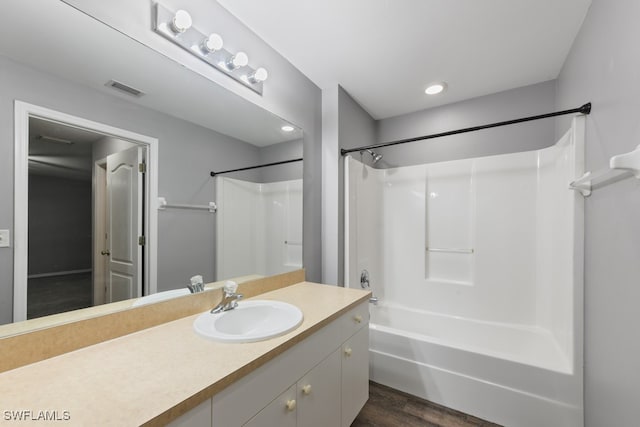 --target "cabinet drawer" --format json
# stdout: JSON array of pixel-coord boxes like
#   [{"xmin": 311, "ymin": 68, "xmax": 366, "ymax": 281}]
[{"xmin": 340, "ymin": 300, "xmax": 369, "ymax": 341}]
